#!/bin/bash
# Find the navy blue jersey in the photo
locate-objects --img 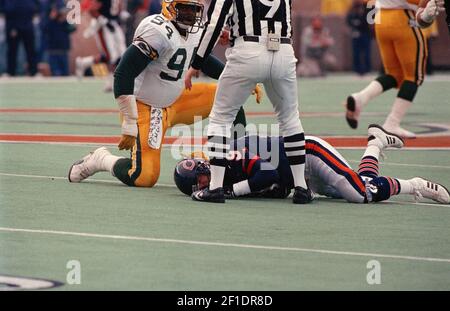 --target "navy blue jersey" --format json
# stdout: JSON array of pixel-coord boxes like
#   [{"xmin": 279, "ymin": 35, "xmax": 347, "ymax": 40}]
[
  {"xmin": 222, "ymin": 135, "xmax": 369, "ymax": 201},
  {"xmin": 223, "ymin": 136, "xmax": 294, "ymax": 198}
]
